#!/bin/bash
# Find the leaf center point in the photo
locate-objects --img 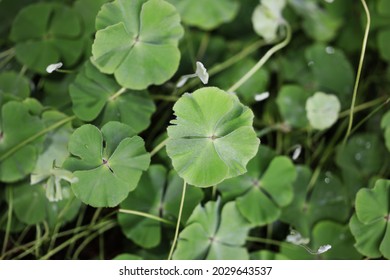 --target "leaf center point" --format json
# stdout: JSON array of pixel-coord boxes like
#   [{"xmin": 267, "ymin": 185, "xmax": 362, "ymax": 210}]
[{"xmin": 102, "ymin": 158, "xmax": 114, "ymax": 173}]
